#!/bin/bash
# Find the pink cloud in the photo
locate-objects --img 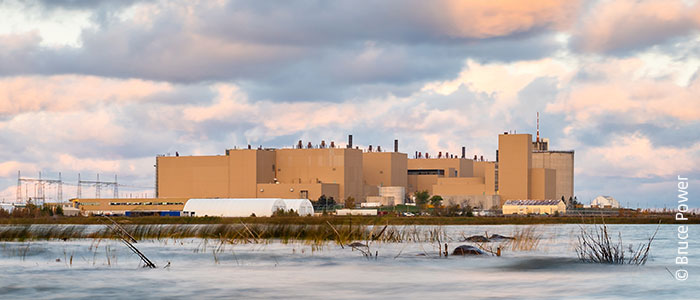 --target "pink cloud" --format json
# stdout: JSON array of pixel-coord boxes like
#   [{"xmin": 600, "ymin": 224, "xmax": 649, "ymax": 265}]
[
  {"xmin": 572, "ymin": 0, "xmax": 700, "ymax": 53},
  {"xmin": 442, "ymin": 0, "xmax": 581, "ymax": 38},
  {"xmin": 0, "ymin": 75, "xmax": 172, "ymax": 116},
  {"xmin": 579, "ymin": 133, "xmax": 700, "ymax": 178}
]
